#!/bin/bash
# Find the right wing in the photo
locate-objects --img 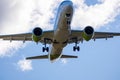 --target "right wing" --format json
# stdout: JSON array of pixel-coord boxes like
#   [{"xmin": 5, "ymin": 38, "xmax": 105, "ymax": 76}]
[
  {"xmin": 0, "ymin": 30, "xmax": 54, "ymax": 44},
  {"xmin": 68, "ymin": 30, "xmax": 120, "ymax": 43}
]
